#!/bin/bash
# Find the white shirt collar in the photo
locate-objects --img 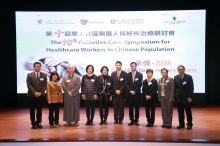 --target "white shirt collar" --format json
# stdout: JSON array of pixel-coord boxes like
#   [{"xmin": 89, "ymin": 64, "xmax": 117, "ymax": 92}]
[
  {"xmin": 179, "ymin": 74, "xmax": 184, "ymax": 78},
  {"xmin": 35, "ymin": 72, "xmax": 40, "ymax": 77},
  {"xmin": 117, "ymin": 70, "xmax": 121, "ymax": 74}
]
